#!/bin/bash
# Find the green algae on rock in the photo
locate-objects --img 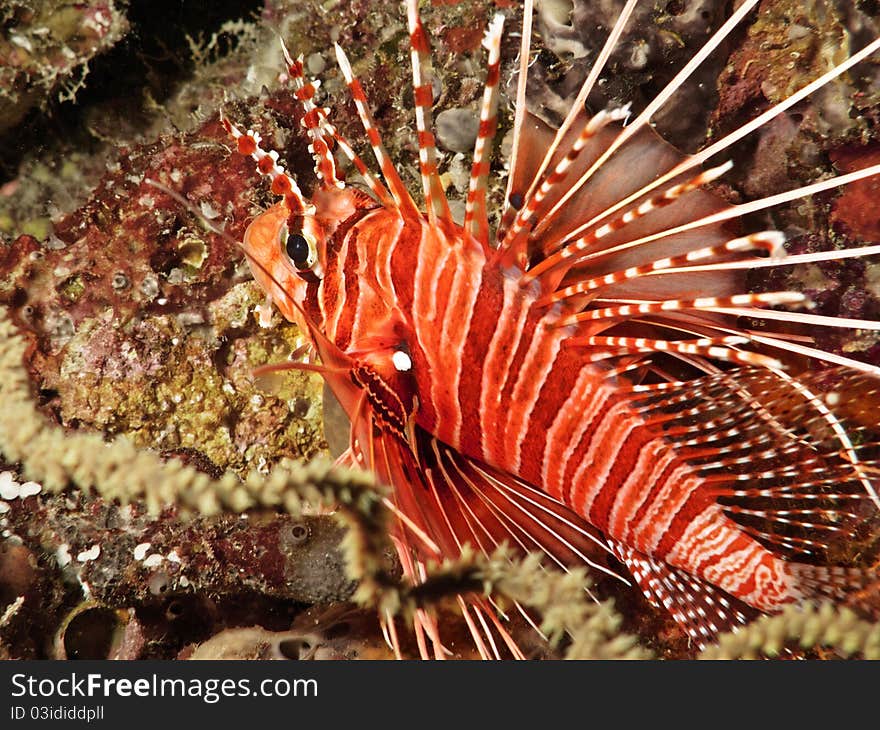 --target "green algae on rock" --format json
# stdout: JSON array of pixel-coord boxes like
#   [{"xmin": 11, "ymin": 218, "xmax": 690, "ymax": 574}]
[{"xmin": 44, "ymin": 295, "xmax": 325, "ymax": 478}]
